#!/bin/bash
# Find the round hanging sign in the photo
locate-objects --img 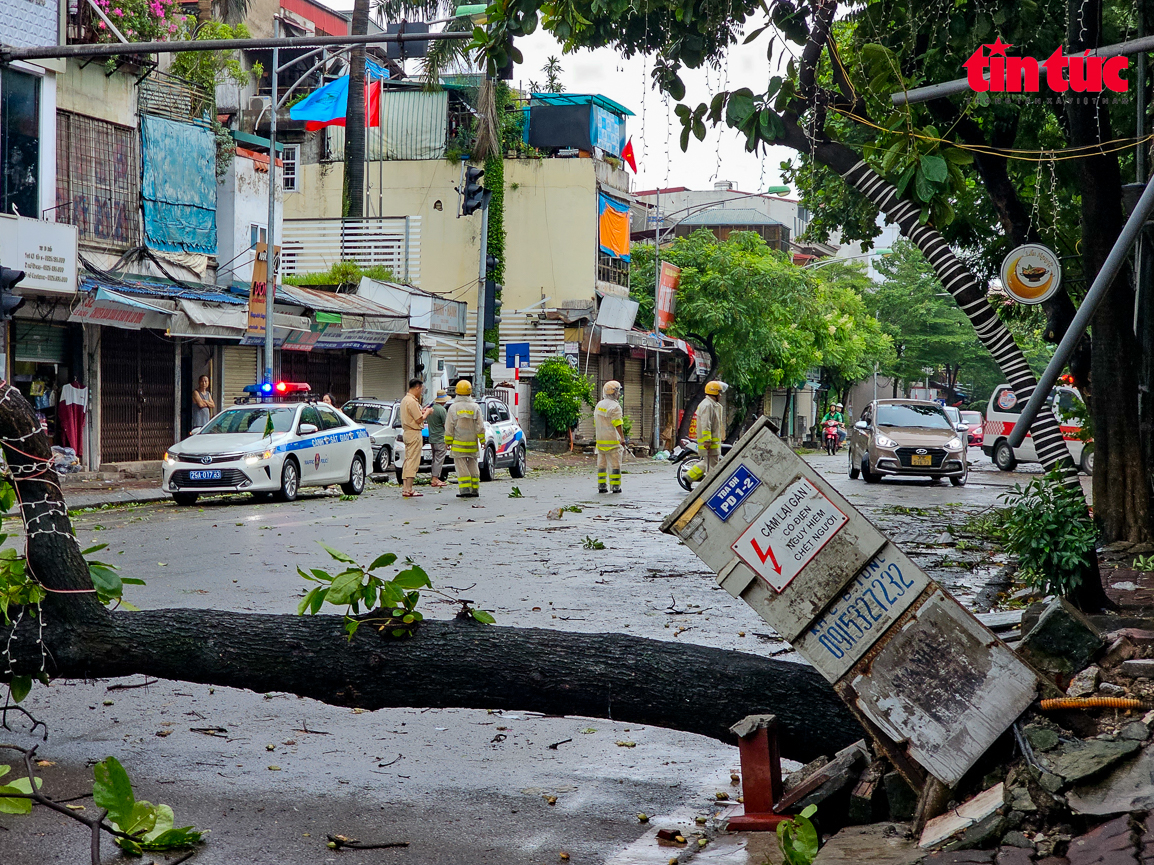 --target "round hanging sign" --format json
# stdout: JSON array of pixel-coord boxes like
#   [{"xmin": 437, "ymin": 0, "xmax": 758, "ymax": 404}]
[{"xmin": 1000, "ymin": 243, "xmax": 1062, "ymax": 305}]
